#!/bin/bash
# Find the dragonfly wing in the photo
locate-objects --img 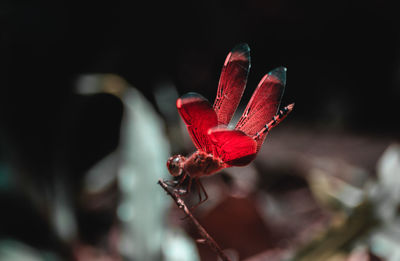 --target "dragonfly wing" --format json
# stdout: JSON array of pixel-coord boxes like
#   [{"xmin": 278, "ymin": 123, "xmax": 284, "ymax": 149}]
[
  {"xmin": 208, "ymin": 127, "xmax": 257, "ymax": 166},
  {"xmin": 235, "ymin": 67, "xmax": 287, "ymax": 151},
  {"xmin": 213, "ymin": 43, "xmax": 250, "ymax": 125},
  {"xmin": 177, "ymin": 92, "xmax": 218, "ymax": 153}
]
